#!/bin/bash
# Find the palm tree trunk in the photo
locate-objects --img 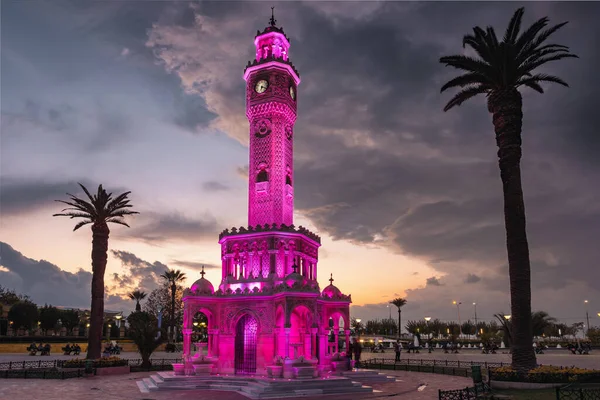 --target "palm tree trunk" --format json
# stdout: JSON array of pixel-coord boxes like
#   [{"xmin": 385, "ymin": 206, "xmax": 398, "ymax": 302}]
[
  {"xmin": 135, "ymin": 301, "xmax": 141, "ymax": 312},
  {"xmin": 398, "ymin": 310, "xmax": 402, "ymax": 339},
  {"xmin": 170, "ymin": 283, "xmax": 176, "ymax": 342},
  {"xmin": 87, "ymin": 223, "xmax": 110, "ymax": 360},
  {"xmin": 488, "ymin": 89, "xmax": 536, "ymax": 372}
]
